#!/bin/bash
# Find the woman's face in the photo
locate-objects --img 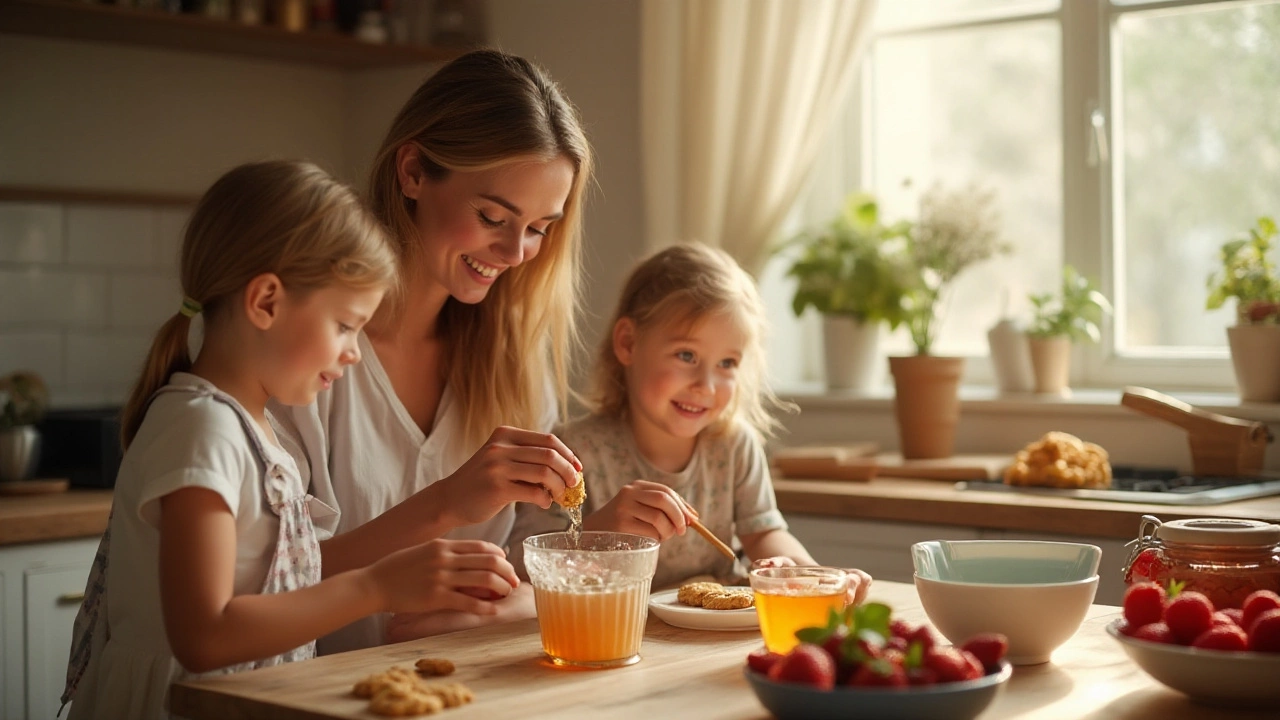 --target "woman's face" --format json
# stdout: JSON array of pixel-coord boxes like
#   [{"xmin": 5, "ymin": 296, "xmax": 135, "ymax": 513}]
[{"xmin": 403, "ymin": 154, "xmax": 575, "ymax": 305}]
